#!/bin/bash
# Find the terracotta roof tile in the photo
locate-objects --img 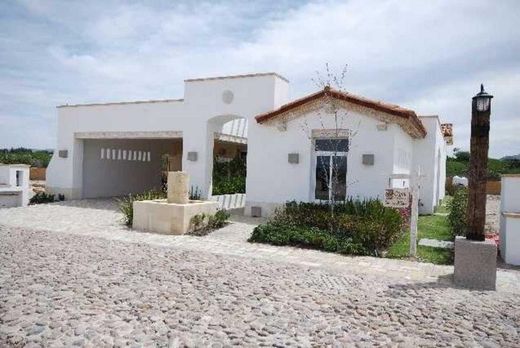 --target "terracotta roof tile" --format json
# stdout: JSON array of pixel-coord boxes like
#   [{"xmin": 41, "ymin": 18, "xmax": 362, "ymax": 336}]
[
  {"xmin": 255, "ymin": 87, "xmax": 427, "ymax": 138},
  {"xmin": 441, "ymin": 123, "xmax": 454, "ymax": 145}
]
